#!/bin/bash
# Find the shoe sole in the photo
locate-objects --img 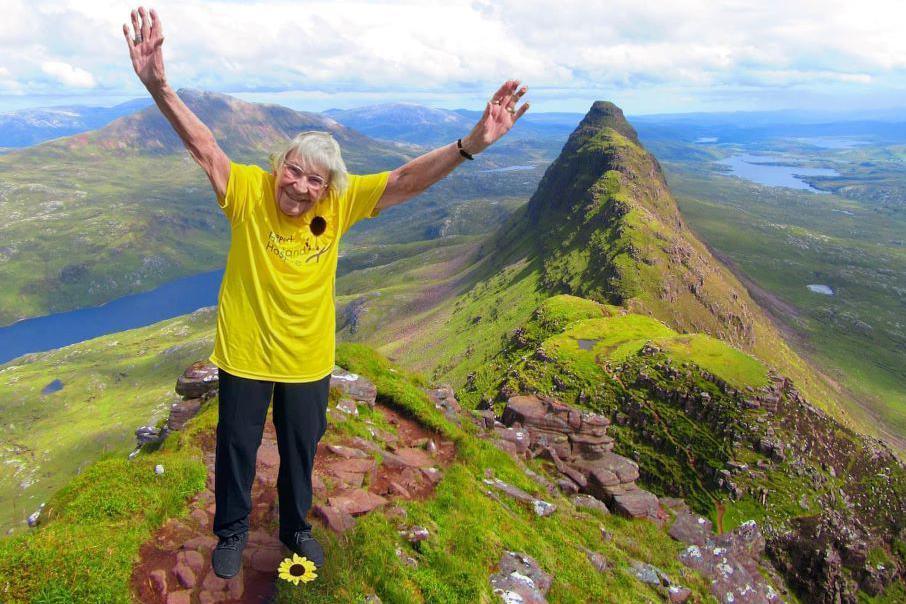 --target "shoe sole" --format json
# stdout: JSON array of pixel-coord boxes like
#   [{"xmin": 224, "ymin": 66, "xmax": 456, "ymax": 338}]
[{"xmin": 213, "ymin": 568, "xmax": 240, "ymax": 579}]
